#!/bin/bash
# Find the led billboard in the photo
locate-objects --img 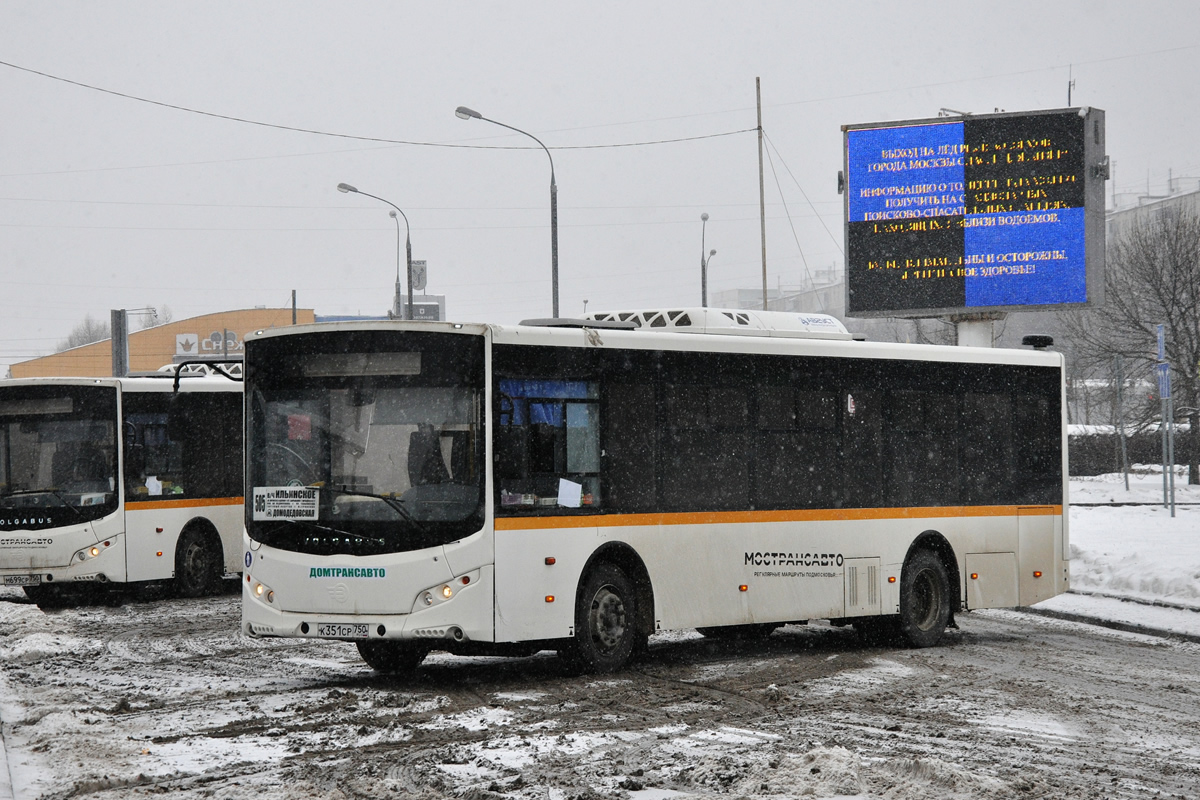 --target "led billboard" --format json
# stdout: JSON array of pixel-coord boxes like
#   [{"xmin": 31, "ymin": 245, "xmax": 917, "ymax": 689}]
[{"xmin": 842, "ymin": 108, "xmax": 1106, "ymax": 317}]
